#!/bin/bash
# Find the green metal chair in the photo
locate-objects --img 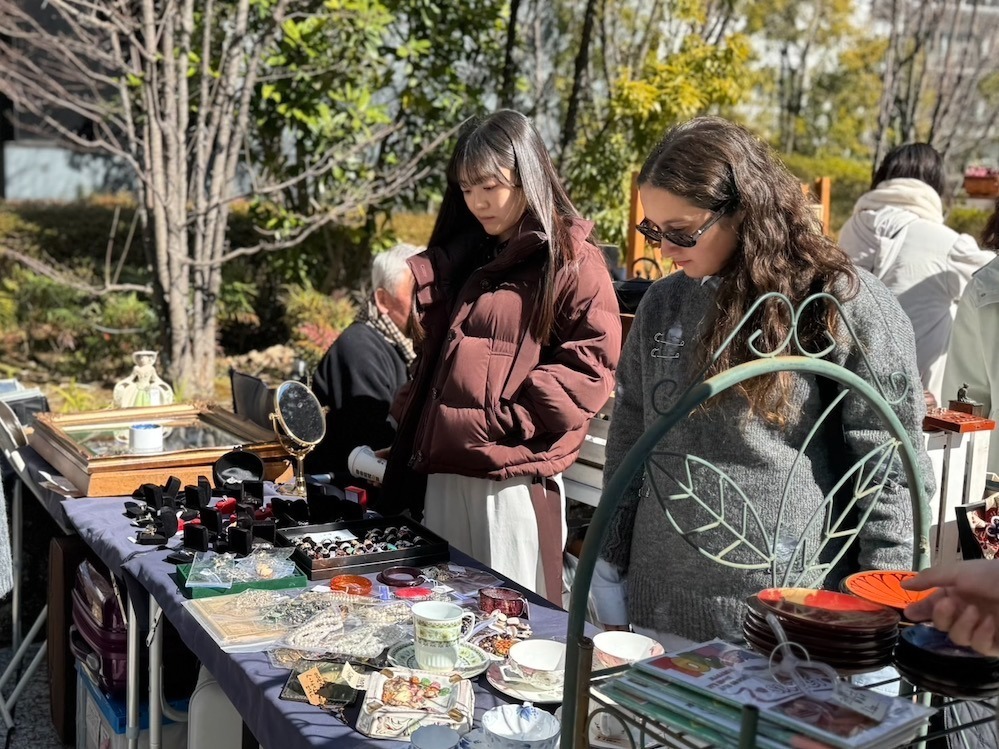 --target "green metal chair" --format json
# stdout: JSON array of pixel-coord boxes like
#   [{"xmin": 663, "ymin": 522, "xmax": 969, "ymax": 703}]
[{"xmin": 559, "ymin": 291, "xmax": 930, "ymax": 749}]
